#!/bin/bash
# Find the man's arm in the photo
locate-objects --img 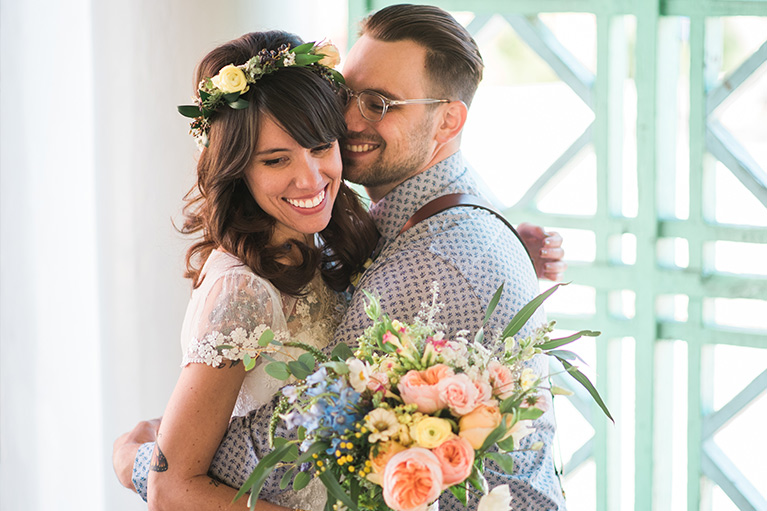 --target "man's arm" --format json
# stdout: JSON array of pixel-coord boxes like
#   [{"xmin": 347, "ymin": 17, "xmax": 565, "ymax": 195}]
[{"xmin": 112, "ymin": 418, "xmax": 160, "ymax": 491}]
